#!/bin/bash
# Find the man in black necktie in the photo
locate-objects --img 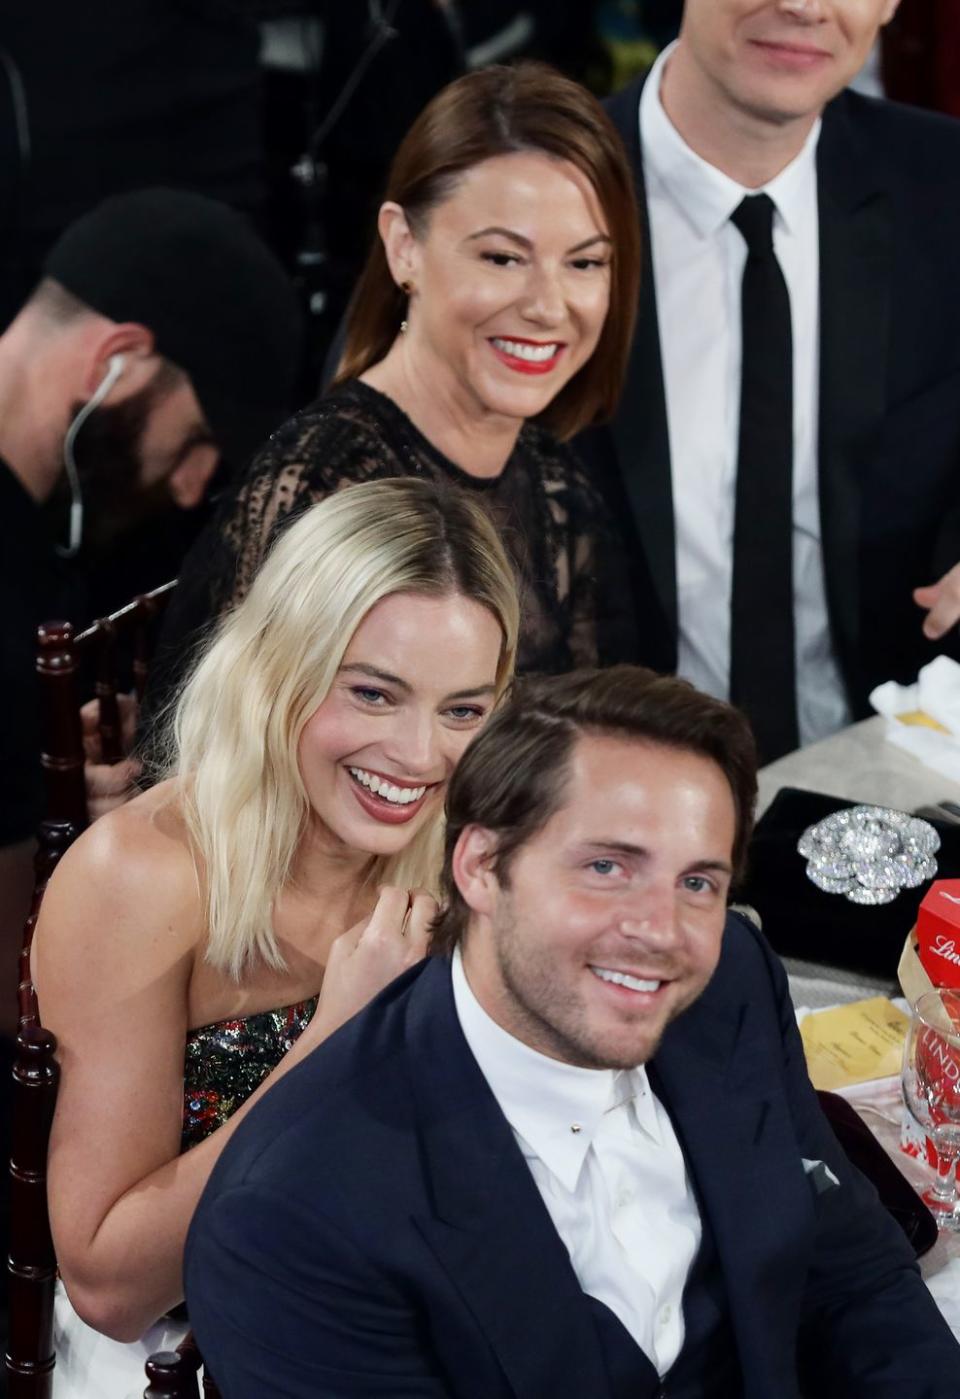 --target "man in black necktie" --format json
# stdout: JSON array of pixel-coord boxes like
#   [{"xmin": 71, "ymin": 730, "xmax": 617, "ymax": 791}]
[
  {"xmin": 185, "ymin": 667, "xmax": 959, "ymax": 1398},
  {"xmin": 579, "ymin": 0, "xmax": 960, "ymax": 762}
]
